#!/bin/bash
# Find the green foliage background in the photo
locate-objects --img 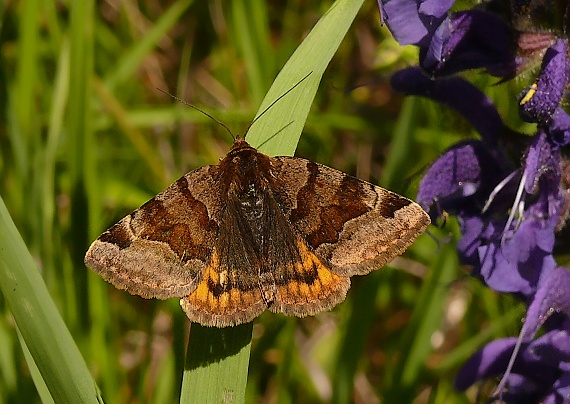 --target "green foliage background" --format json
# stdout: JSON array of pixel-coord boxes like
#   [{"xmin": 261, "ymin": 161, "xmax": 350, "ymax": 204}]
[{"xmin": 0, "ymin": 0, "xmax": 529, "ymax": 402}]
